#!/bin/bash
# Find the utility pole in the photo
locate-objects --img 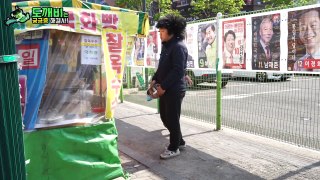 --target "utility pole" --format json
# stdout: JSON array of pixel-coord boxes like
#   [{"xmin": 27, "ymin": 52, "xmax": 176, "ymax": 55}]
[{"xmin": 0, "ymin": 0, "xmax": 27, "ymax": 179}]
